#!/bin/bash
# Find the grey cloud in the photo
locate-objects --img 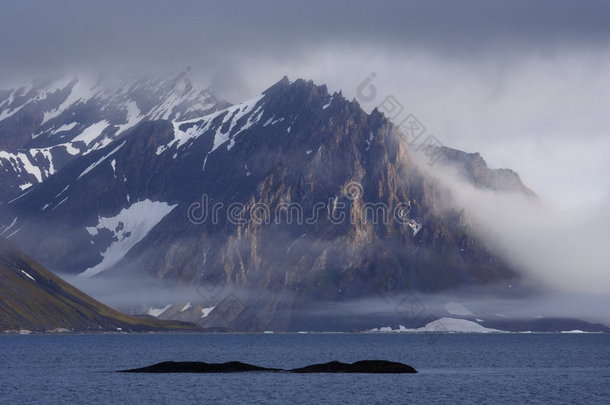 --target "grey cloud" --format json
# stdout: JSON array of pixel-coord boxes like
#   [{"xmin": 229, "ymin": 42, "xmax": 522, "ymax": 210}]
[
  {"xmin": 412, "ymin": 153, "xmax": 610, "ymax": 296},
  {"xmin": 1, "ymin": 0, "xmax": 608, "ymax": 204},
  {"xmin": 1, "ymin": 0, "xmax": 609, "ymax": 79}
]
